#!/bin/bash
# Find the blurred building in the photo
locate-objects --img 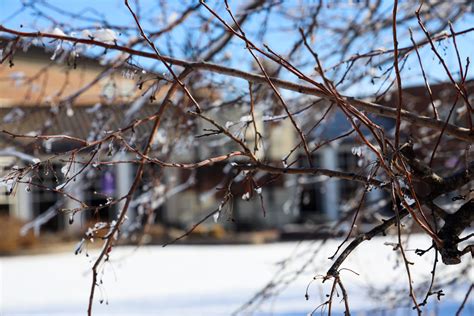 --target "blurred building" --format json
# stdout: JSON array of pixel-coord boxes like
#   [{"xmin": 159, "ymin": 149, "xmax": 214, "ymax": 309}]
[{"xmin": 1, "ymin": 41, "xmax": 465, "ymax": 237}]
